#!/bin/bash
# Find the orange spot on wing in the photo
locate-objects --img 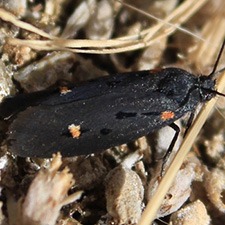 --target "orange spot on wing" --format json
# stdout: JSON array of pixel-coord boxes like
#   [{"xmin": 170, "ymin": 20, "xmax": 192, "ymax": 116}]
[
  {"xmin": 60, "ymin": 87, "xmax": 72, "ymax": 95},
  {"xmin": 149, "ymin": 68, "xmax": 163, "ymax": 74},
  {"xmin": 161, "ymin": 111, "xmax": 175, "ymax": 120},
  {"xmin": 68, "ymin": 124, "xmax": 81, "ymax": 138}
]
